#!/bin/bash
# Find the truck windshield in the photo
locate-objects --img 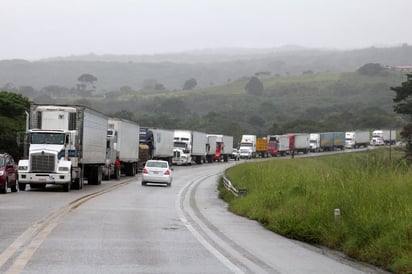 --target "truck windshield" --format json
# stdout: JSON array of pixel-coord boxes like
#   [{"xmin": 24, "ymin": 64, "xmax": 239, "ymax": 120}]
[
  {"xmin": 173, "ymin": 142, "xmax": 187, "ymax": 149},
  {"xmin": 31, "ymin": 132, "xmax": 65, "ymax": 145},
  {"xmin": 240, "ymin": 143, "xmax": 252, "ymax": 147}
]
